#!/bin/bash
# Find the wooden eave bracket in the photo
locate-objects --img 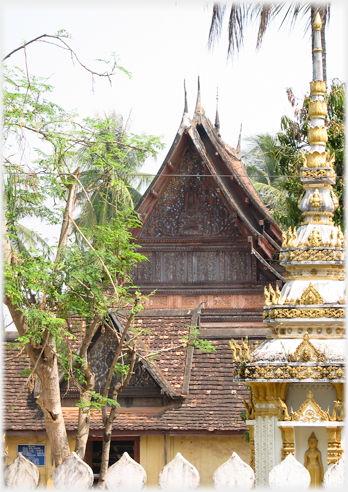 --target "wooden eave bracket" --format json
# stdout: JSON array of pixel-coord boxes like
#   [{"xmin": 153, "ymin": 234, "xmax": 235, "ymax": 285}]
[{"xmin": 251, "ymin": 247, "xmax": 285, "ymax": 283}]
